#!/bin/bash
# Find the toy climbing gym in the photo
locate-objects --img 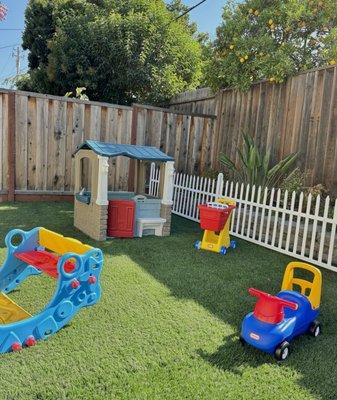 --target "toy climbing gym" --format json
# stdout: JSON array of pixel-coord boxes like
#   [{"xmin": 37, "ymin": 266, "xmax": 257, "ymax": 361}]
[{"xmin": 0, "ymin": 227, "xmax": 103, "ymax": 353}]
